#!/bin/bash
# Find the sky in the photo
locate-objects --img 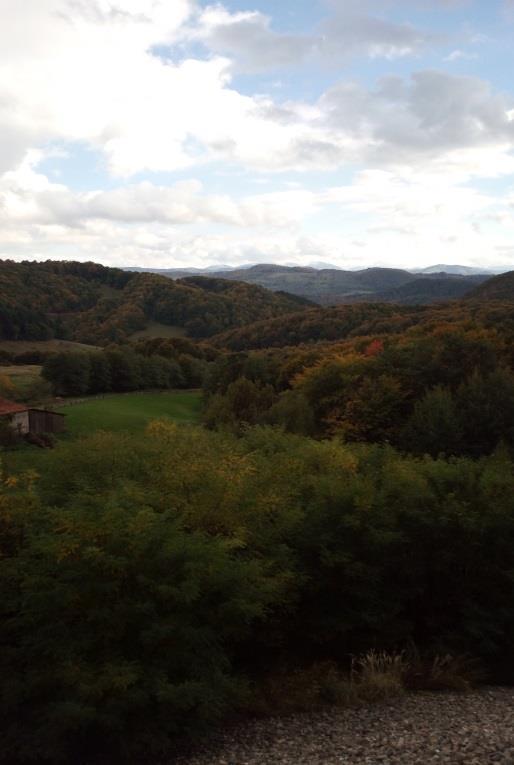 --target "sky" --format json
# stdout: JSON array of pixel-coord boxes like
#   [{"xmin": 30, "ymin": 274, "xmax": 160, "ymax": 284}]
[{"xmin": 1, "ymin": 0, "xmax": 514, "ymax": 271}]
